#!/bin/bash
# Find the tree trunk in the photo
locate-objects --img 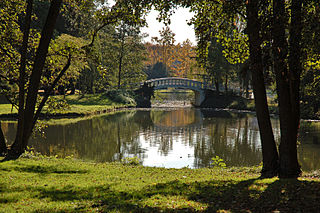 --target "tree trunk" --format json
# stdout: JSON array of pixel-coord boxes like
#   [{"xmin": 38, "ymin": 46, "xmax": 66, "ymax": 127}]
[
  {"xmin": 118, "ymin": 54, "xmax": 123, "ymax": 89},
  {"xmin": 247, "ymin": 0, "xmax": 279, "ymax": 177},
  {"xmin": 8, "ymin": 0, "xmax": 62, "ymax": 158},
  {"xmin": 0, "ymin": 122, "xmax": 7, "ymax": 155},
  {"xmin": 224, "ymin": 74, "xmax": 228, "ymax": 94},
  {"xmin": 214, "ymin": 79, "xmax": 220, "ymax": 93},
  {"xmin": 32, "ymin": 56, "xmax": 71, "ymax": 129},
  {"xmin": 272, "ymin": 0, "xmax": 301, "ymax": 178},
  {"xmin": 118, "ymin": 29, "xmax": 125, "ymax": 89},
  {"xmin": 14, "ymin": 0, "xmax": 33, "ymax": 157},
  {"xmin": 245, "ymin": 72, "xmax": 250, "ymax": 99},
  {"xmin": 289, "ymin": 0, "xmax": 302, "ymax": 150}
]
